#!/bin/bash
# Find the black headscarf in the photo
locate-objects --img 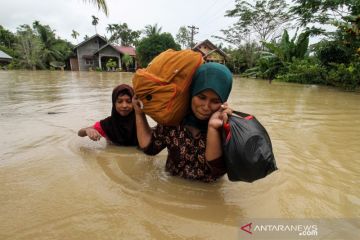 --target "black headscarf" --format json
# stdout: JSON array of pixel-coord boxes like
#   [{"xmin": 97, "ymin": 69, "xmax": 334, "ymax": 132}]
[{"xmin": 100, "ymin": 84, "xmax": 138, "ymax": 146}]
